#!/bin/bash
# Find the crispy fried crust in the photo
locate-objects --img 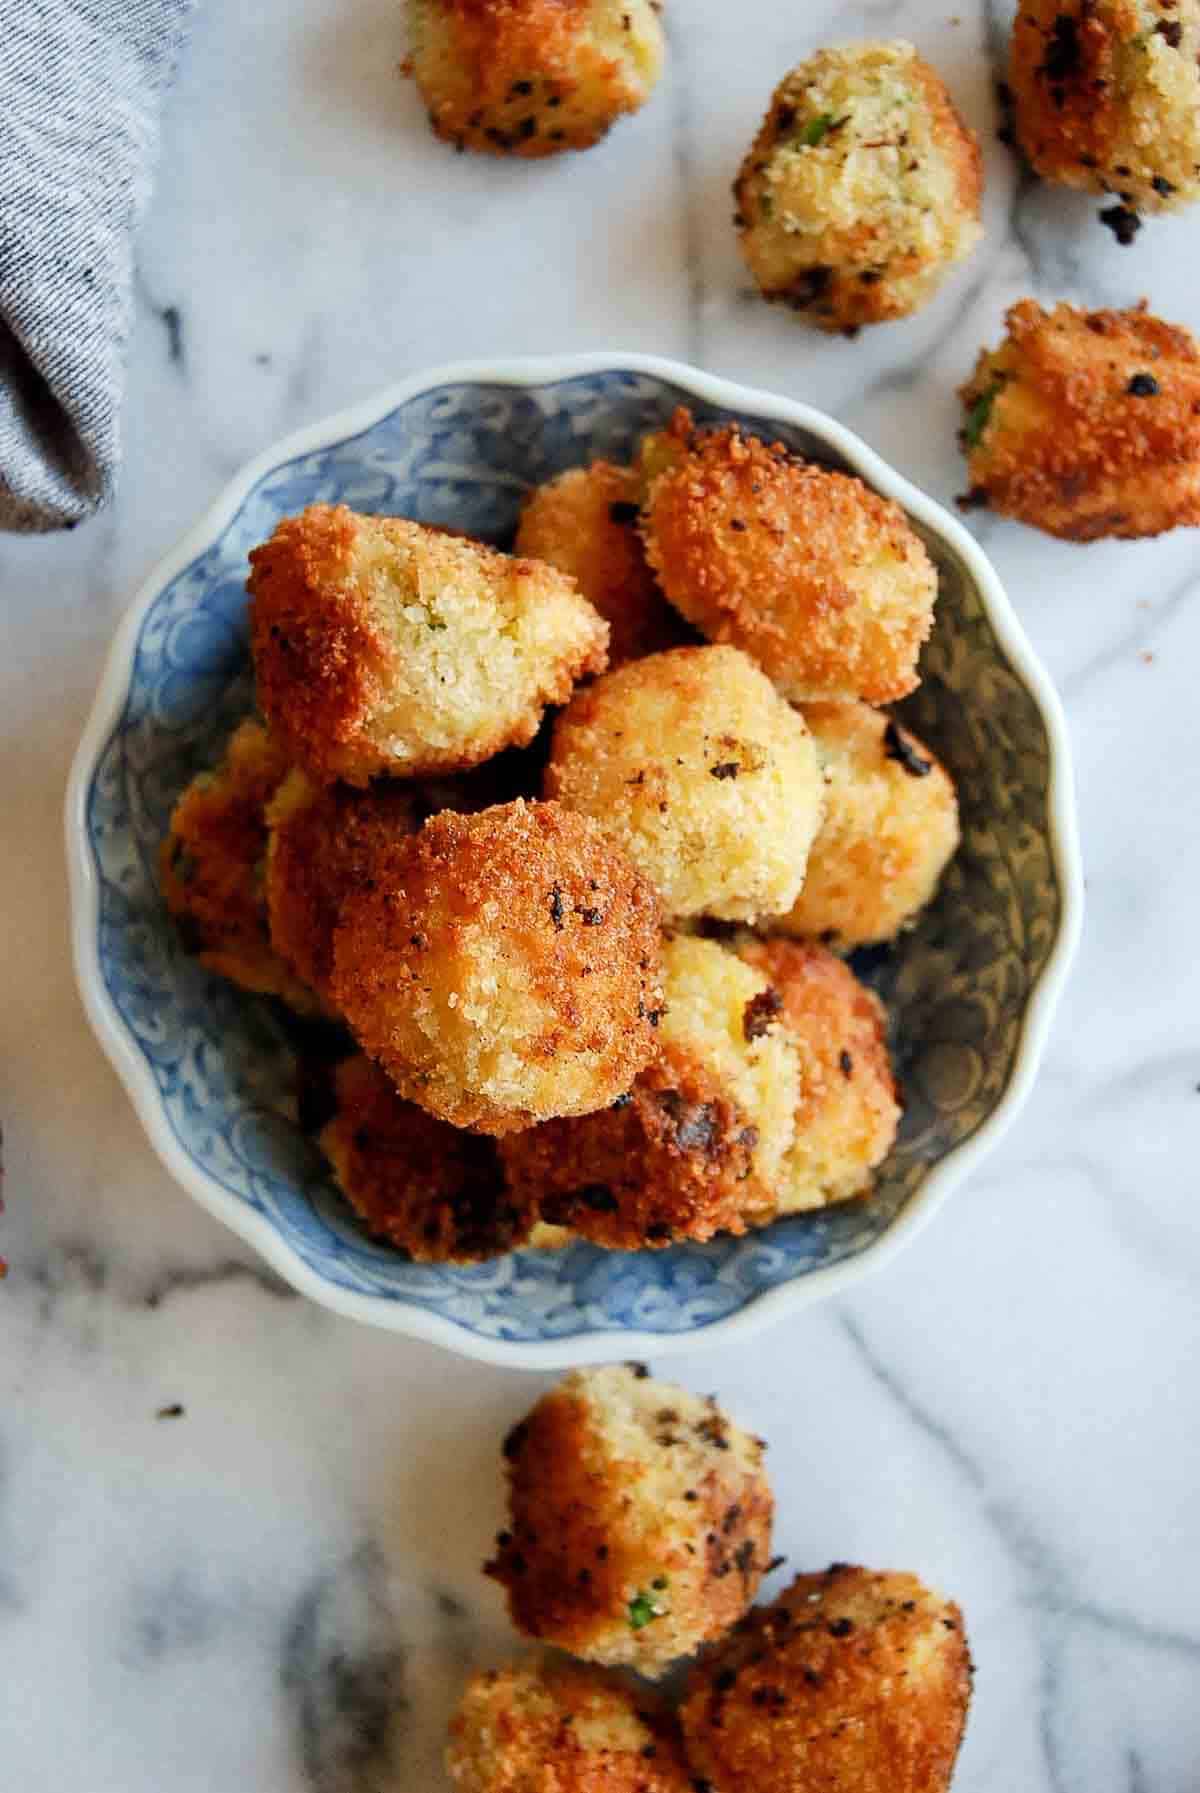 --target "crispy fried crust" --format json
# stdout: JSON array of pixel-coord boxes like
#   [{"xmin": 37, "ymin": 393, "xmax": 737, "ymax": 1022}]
[
  {"xmin": 734, "ymin": 41, "xmax": 982, "ymax": 331},
  {"xmin": 546, "ymin": 643, "xmax": 825, "ymax": 922},
  {"xmin": 447, "ymin": 1662, "xmax": 693, "ymax": 1793},
  {"xmin": 248, "ymin": 504, "xmax": 608, "ymax": 785},
  {"xmin": 515, "ymin": 462, "xmax": 690, "ymax": 667},
  {"xmin": 682, "ymin": 1564, "xmax": 973, "ymax": 1793},
  {"xmin": 330, "ymin": 799, "xmax": 663, "ymax": 1135},
  {"xmin": 264, "ymin": 771, "xmax": 419, "ymax": 1001},
  {"xmin": 499, "ymin": 933, "xmax": 800, "ymax": 1245},
  {"xmin": 783, "ymin": 701, "xmax": 959, "ymax": 948},
  {"xmin": 485, "ymin": 1366, "xmax": 774, "ymax": 1676},
  {"xmin": 159, "ymin": 719, "xmax": 318, "ymax": 1012},
  {"xmin": 736, "ymin": 938, "xmax": 901, "ymax": 1213},
  {"xmin": 318, "ymin": 1053, "xmax": 535, "ymax": 1261},
  {"xmin": 405, "ymin": 0, "xmax": 665, "ymax": 158},
  {"xmin": 1011, "ymin": 0, "xmax": 1200, "ymax": 212},
  {"xmin": 960, "ymin": 299, "xmax": 1200, "ymax": 540},
  {"xmin": 639, "ymin": 414, "xmax": 936, "ymax": 702}
]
